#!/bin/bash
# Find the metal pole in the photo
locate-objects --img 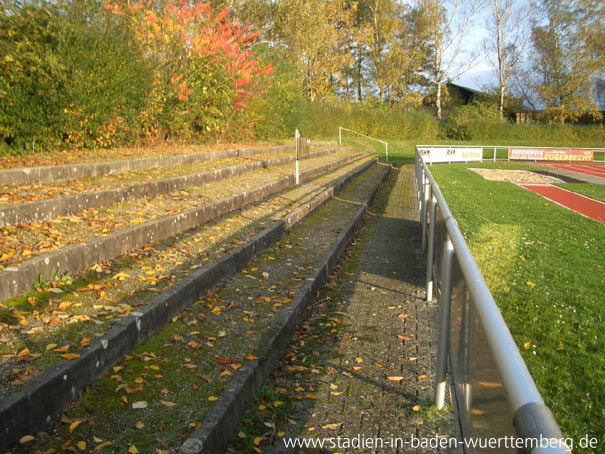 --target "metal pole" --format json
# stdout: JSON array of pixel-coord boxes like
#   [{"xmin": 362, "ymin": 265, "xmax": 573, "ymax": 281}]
[
  {"xmin": 426, "ymin": 194, "xmax": 437, "ymax": 302},
  {"xmin": 421, "ymin": 178, "xmax": 430, "ymax": 251},
  {"xmin": 338, "ymin": 127, "xmax": 342, "ymax": 145},
  {"xmin": 295, "ymin": 129, "xmax": 300, "ymax": 185},
  {"xmin": 494, "ymin": 147, "xmax": 497, "ymax": 162},
  {"xmin": 385, "ymin": 143, "xmax": 389, "ymax": 162},
  {"xmin": 434, "ymin": 236, "xmax": 454, "ymax": 409}
]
